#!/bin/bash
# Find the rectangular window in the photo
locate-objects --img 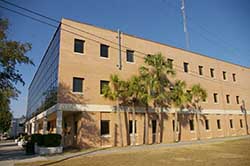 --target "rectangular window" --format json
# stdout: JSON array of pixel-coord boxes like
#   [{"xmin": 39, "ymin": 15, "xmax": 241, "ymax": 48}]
[
  {"xmin": 240, "ymin": 119, "xmax": 243, "ymax": 128},
  {"xmin": 167, "ymin": 58, "xmax": 174, "ymax": 69},
  {"xmin": 205, "ymin": 119, "xmax": 209, "ymax": 130},
  {"xmin": 232, "ymin": 73, "xmax": 236, "ymax": 82},
  {"xmin": 73, "ymin": 77, "xmax": 84, "ymax": 92},
  {"xmin": 152, "ymin": 120, "xmax": 157, "ymax": 134},
  {"xmin": 183, "ymin": 62, "xmax": 189, "ymax": 73},
  {"xmin": 74, "ymin": 121, "xmax": 78, "ymax": 135},
  {"xmin": 189, "ymin": 119, "xmax": 194, "ymax": 131},
  {"xmin": 101, "ymin": 120, "xmax": 110, "ymax": 135},
  {"xmin": 236, "ymin": 96, "xmax": 240, "ymax": 104},
  {"xmin": 217, "ymin": 119, "xmax": 221, "ymax": 129},
  {"xmin": 172, "ymin": 120, "xmax": 175, "ymax": 131},
  {"xmin": 230, "ymin": 119, "xmax": 233, "ymax": 129},
  {"xmin": 213, "ymin": 93, "xmax": 218, "ymax": 103},
  {"xmin": 129, "ymin": 120, "xmax": 137, "ymax": 134},
  {"xmin": 126, "ymin": 50, "xmax": 134, "ymax": 62},
  {"xmin": 100, "ymin": 80, "xmax": 109, "ymax": 95},
  {"xmin": 198, "ymin": 66, "xmax": 203, "ymax": 75},
  {"xmin": 210, "ymin": 68, "xmax": 215, "ymax": 78},
  {"xmin": 223, "ymin": 71, "xmax": 227, "ymax": 80},
  {"xmin": 74, "ymin": 39, "xmax": 84, "ymax": 53},
  {"xmin": 100, "ymin": 44, "xmax": 109, "ymax": 58},
  {"xmin": 226, "ymin": 94, "xmax": 230, "ymax": 104}
]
